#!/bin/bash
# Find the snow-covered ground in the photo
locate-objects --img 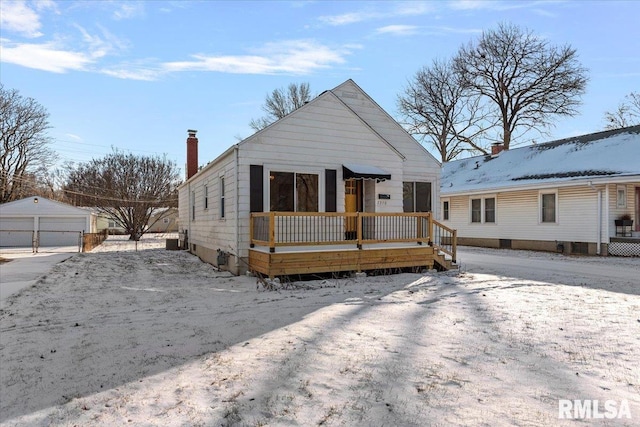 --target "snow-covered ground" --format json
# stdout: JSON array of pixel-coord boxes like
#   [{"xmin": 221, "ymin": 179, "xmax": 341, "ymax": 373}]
[{"xmin": 0, "ymin": 235, "xmax": 638, "ymax": 426}]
